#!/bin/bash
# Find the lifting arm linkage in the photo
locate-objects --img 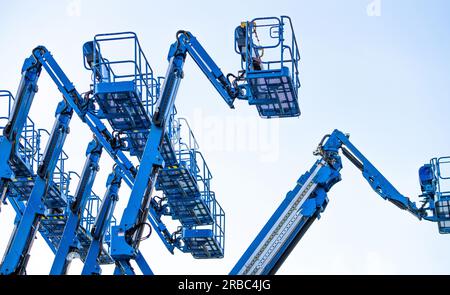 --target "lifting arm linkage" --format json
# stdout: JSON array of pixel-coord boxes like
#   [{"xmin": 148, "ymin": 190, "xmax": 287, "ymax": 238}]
[
  {"xmin": 231, "ymin": 154, "xmax": 342, "ymax": 275},
  {"xmin": 111, "ymin": 30, "xmax": 247, "ymax": 270},
  {"xmin": 50, "ymin": 139, "xmax": 103, "ymax": 275},
  {"xmin": 320, "ymin": 129, "xmax": 426, "ymax": 219},
  {"xmin": 2, "ymin": 57, "xmax": 42, "ymax": 142},
  {"xmin": 31, "ymin": 46, "xmax": 136, "ymax": 187},
  {"xmin": 232, "ymin": 129, "xmax": 430, "ymax": 275},
  {"xmin": 0, "ymin": 100, "xmax": 73, "ymax": 275},
  {"xmin": 30, "ymin": 46, "xmax": 176, "ymax": 253},
  {"xmin": 173, "ymin": 31, "xmax": 238, "ymax": 108},
  {"xmin": 110, "ymin": 39, "xmax": 187, "ymax": 273},
  {"xmin": 82, "ymin": 167, "xmax": 123, "ymax": 275},
  {"xmin": 0, "ymin": 56, "xmax": 42, "ymax": 201}
]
